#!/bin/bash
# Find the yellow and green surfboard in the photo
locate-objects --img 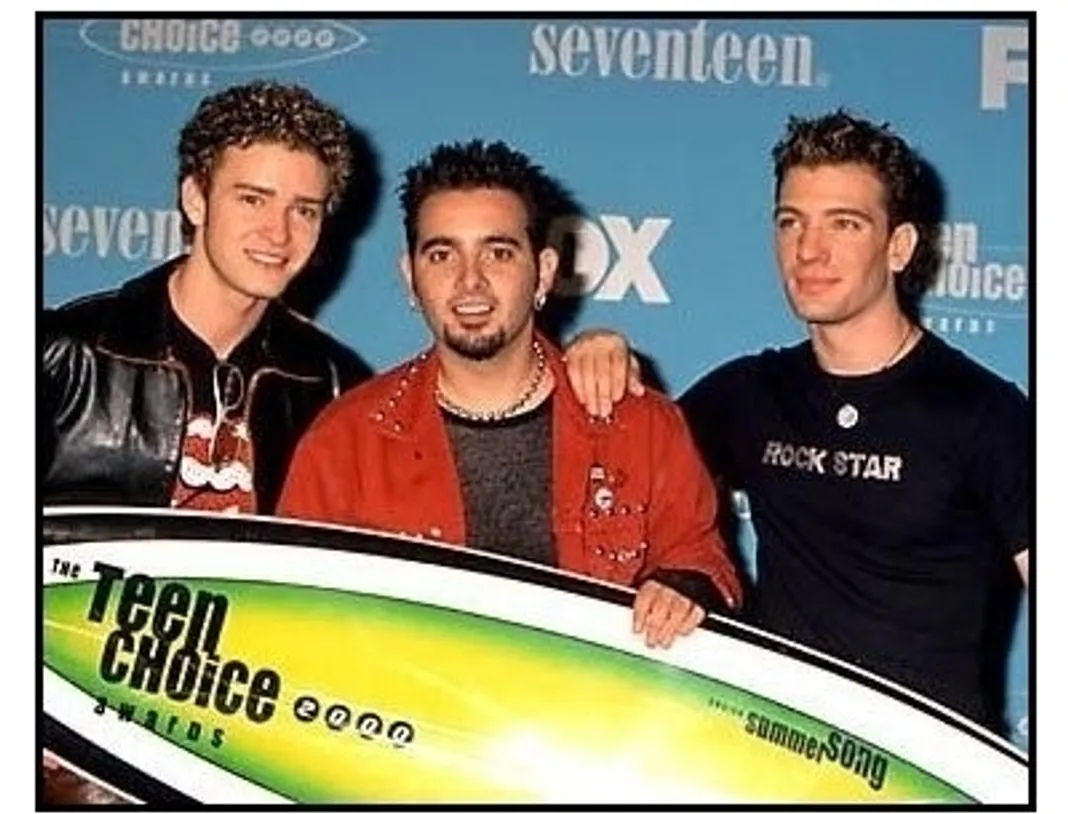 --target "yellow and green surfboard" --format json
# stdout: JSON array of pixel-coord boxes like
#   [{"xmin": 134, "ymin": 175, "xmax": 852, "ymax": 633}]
[{"xmin": 42, "ymin": 507, "xmax": 1028, "ymax": 804}]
